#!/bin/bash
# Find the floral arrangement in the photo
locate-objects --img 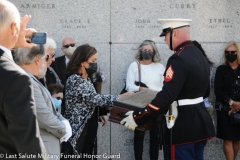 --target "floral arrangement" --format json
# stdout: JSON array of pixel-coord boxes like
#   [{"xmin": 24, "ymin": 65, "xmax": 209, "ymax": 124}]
[
  {"xmin": 92, "ymin": 70, "xmax": 106, "ymax": 83},
  {"xmin": 92, "ymin": 70, "xmax": 105, "ymax": 94}
]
